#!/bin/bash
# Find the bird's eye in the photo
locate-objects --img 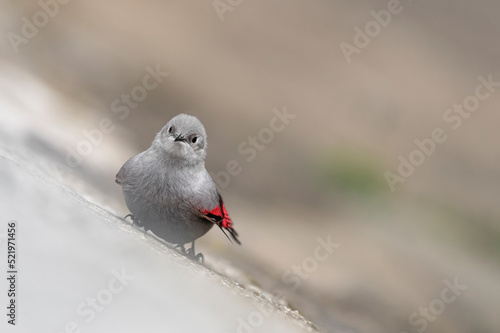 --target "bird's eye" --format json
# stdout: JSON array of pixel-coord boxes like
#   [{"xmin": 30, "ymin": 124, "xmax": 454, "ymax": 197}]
[
  {"xmin": 168, "ymin": 126, "xmax": 173, "ymax": 134},
  {"xmin": 191, "ymin": 136, "xmax": 198, "ymax": 144}
]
